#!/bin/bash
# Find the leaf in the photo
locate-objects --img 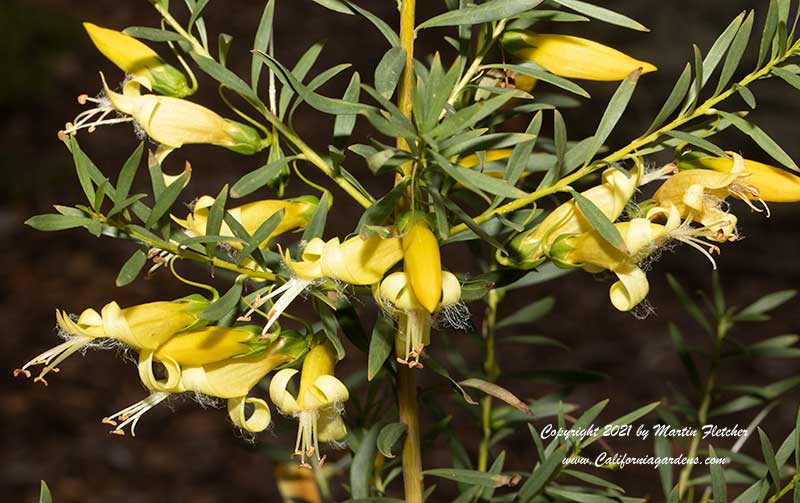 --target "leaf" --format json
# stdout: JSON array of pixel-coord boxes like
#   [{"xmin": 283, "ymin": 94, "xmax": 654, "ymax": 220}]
[
  {"xmin": 377, "ymin": 422, "xmax": 407, "ymax": 459},
  {"xmin": 583, "ymin": 70, "xmax": 640, "ymax": 166},
  {"xmin": 497, "ymin": 297, "xmax": 554, "ymax": 329},
  {"xmin": 255, "ymin": 52, "xmax": 370, "ymax": 115},
  {"xmin": 25, "ymin": 214, "xmax": 93, "ymax": 232},
  {"xmin": 500, "ymin": 335, "xmax": 568, "ymax": 350},
  {"xmin": 459, "ymin": 378, "xmax": 532, "ymax": 416},
  {"xmin": 716, "ymin": 12, "xmax": 755, "ymax": 96},
  {"xmin": 350, "ymin": 424, "xmax": 380, "ymax": 498},
  {"xmin": 669, "ymin": 323, "xmax": 702, "ymax": 390},
  {"xmin": 116, "ymin": 250, "xmax": 147, "ymax": 287},
  {"xmin": 230, "ymin": 157, "xmax": 295, "ymax": 198},
  {"xmin": 145, "ymin": 169, "xmax": 191, "ymax": 229},
  {"xmin": 341, "ymin": 0, "xmax": 399, "ymax": 47},
  {"xmin": 506, "ymin": 112, "xmax": 543, "ymax": 185},
  {"xmin": 758, "ymin": 0, "xmax": 780, "ymax": 68},
  {"xmin": 758, "ymin": 428, "xmax": 781, "ymax": 491},
  {"xmin": 191, "ymin": 53, "xmax": 262, "ymax": 109},
  {"xmin": 663, "ymin": 130, "xmax": 728, "ymax": 157},
  {"xmin": 310, "ymin": 0, "xmax": 352, "ymax": 15},
  {"xmin": 568, "ymin": 188, "xmax": 629, "ymax": 254},
  {"xmin": 718, "ymin": 111, "xmax": 799, "ymax": 171},
  {"xmin": 123, "ymin": 26, "xmax": 183, "ymax": 42},
  {"xmin": 236, "ymin": 210, "xmax": 284, "ymax": 265},
  {"xmin": 735, "ymin": 290, "xmax": 796, "ymax": 320},
  {"xmin": 423, "ymin": 468, "xmax": 518, "ymax": 488},
  {"xmin": 417, "ymin": 0, "xmax": 542, "ymax": 30},
  {"xmin": 550, "ymin": 0, "xmax": 648, "ymax": 31},
  {"xmin": 204, "ymin": 185, "xmax": 229, "ymax": 246},
  {"xmin": 485, "ymin": 63, "xmax": 589, "ymax": 98},
  {"xmin": 375, "ymin": 47, "xmax": 406, "ymax": 100},
  {"xmin": 110, "ymin": 142, "xmax": 144, "ymax": 216},
  {"xmin": 430, "ymin": 92, "xmax": 517, "ymax": 139},
  {"xmin": 302, "ymin": 191, "xmax": 330, "ymax": 242},
  {"xmin": 39, "ymin": 481, "xmax": 52, "ymax": 503},
  {"xmin": 666, "ymin": 273, "xmax": 713, "ymax": 334},
  {"xmin": 334, "ymin": 72, "xmax": 362, "ymax": 146},
  {"xmin": 367, "ymin": 315, "xmax": 393, "ymax": 380},
  {"xmin": 771, "ymin": 66, "xmax": 800, "ymax": 91},
  {"xmin": 654, "ymin": 435, "xmax": 674, "ymax": 497},
  {"xmin": 187, "ymin": 0, "xmax": 210, "ymax": 31},
  {"xmin": 251, "ymin": 0, "xmax": 276, "ymax": 90},
  {"xmin": 358, "ymin": 181, "xmax": 408, "ymax": 234},
  {"xmin": 434, "ymin": 151, "xmax": 528, "ymax": 200},
  {"xmin": 318, "ymin": 302, "xmax": 345, "ymax": 360},
  {"xmin": 432, "ymin": 191, "xmax": 505, "ymax": 251},
  {"xmin": 516, "ymin": 444, "xmax": 569, "ymax": 502},
  {"xmin": 707, "ymin": 445, "xmax": 727, "ymax": 503},
  {"xmin": 200, "ymin": 281, "xmax": 243, "ymax": 321}
]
